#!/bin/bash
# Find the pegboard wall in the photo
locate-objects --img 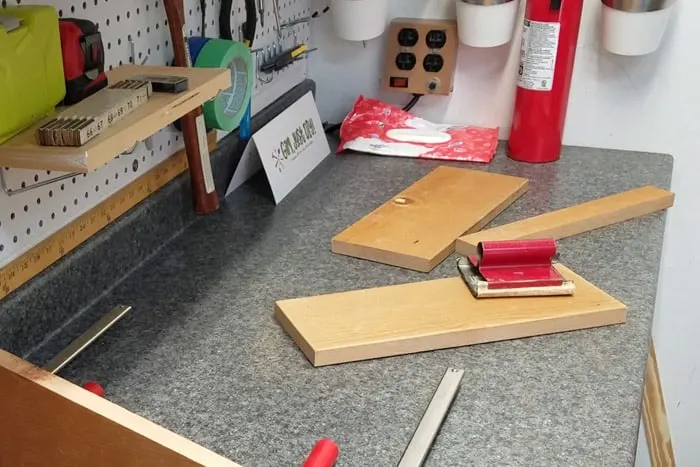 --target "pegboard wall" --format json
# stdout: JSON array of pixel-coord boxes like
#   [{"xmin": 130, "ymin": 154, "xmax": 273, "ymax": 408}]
[{"xmin": 0, "ymin": 0, "xmax": 311, "ymax": 268}]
